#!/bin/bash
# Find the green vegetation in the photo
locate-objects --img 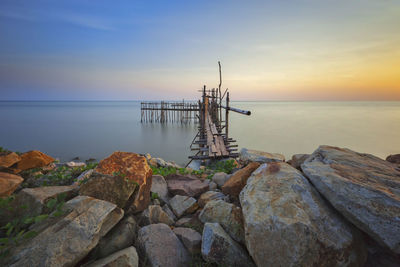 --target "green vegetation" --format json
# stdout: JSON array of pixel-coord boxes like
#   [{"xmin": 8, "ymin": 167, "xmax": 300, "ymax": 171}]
[
  {"xmin": 151, "ymin": 192, "xmax": 159, "ymax": 200},
  {"xmin": 0, "ymin": 147, "xmax": 11, "ymax": 153},
  {"xmin": 22, "ymin": 162, "xmax": 98, "ymax": 187},
  {"xmin": 150, "ymin": 159, "xmax": 237, "ymax": 180},
  {"xmin": 0, "ymin": 193, "xmax": 67, "ymax": 258}
]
